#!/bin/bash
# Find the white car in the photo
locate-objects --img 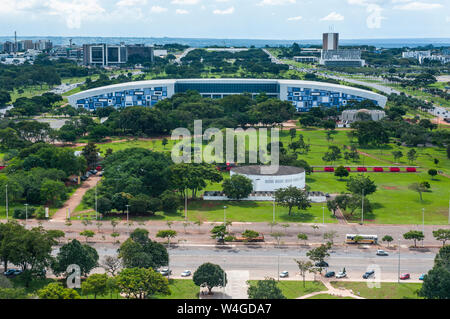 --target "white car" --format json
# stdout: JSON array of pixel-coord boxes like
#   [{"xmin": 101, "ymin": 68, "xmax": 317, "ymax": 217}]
[
  {"xmin": 279, "ymin": 271, "xmax": 289, "ymax": 278},
  {"xmin": 376, "ymin": 250, "xmax": 389, "ymax": 256},
  {"xmin": 336, "ymin": 272, "xmax": 347, "ymax": 279},
  {"xmin": 181, "ymin": 270, "xmax": 192, "ymax": 277}
]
